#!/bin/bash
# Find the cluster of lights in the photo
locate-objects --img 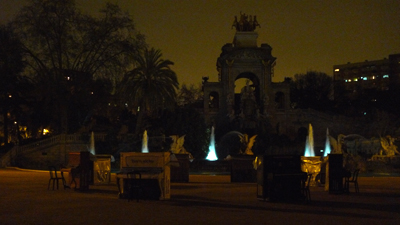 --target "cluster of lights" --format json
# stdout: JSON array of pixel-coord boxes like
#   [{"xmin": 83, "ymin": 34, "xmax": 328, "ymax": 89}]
[
  {"xmin": 43, "ymin": 129, "xmax": 50, "ymax": 135},
  {"xmin": 344, "ymin": 74, "xmax": 389, "ymax": 82}
]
